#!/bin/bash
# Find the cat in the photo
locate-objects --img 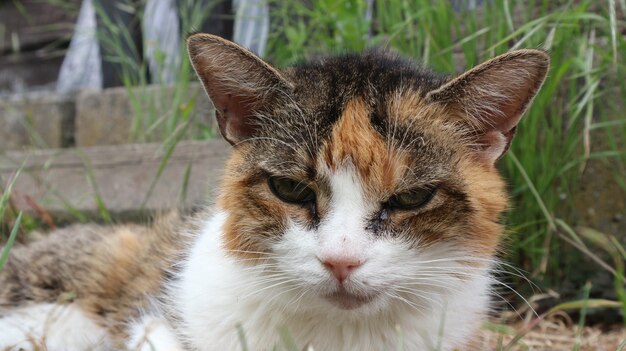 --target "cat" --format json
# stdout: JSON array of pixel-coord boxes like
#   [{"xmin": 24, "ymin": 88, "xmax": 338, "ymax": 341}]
[{"xmin": 0, "ymin": 33, "xmax": 549, "ymax": 351}]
